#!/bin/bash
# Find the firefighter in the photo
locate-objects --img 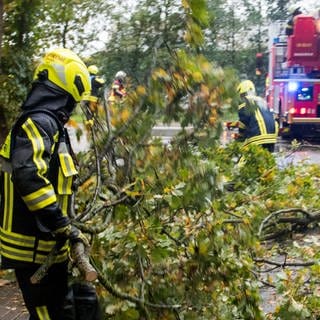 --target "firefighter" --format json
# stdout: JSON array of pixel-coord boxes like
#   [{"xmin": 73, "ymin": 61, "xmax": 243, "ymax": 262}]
[
  {"xmin": 285, "ymin": 7, "xmax": 302, "ymax": 36},
  {"xmin": 84, "ymin": 65, "xmax": 105, "ymax": 115},
  {"xmin": 108, "ymin": 70, "xmax": 127, "ymax": 104},
  {"xmin": 236, "ymin": 80, "xmax": 278, "ymax": 152},
  {"xmin": 0, "ymin": 48, "xmax": 91, "ymax": 319}
]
